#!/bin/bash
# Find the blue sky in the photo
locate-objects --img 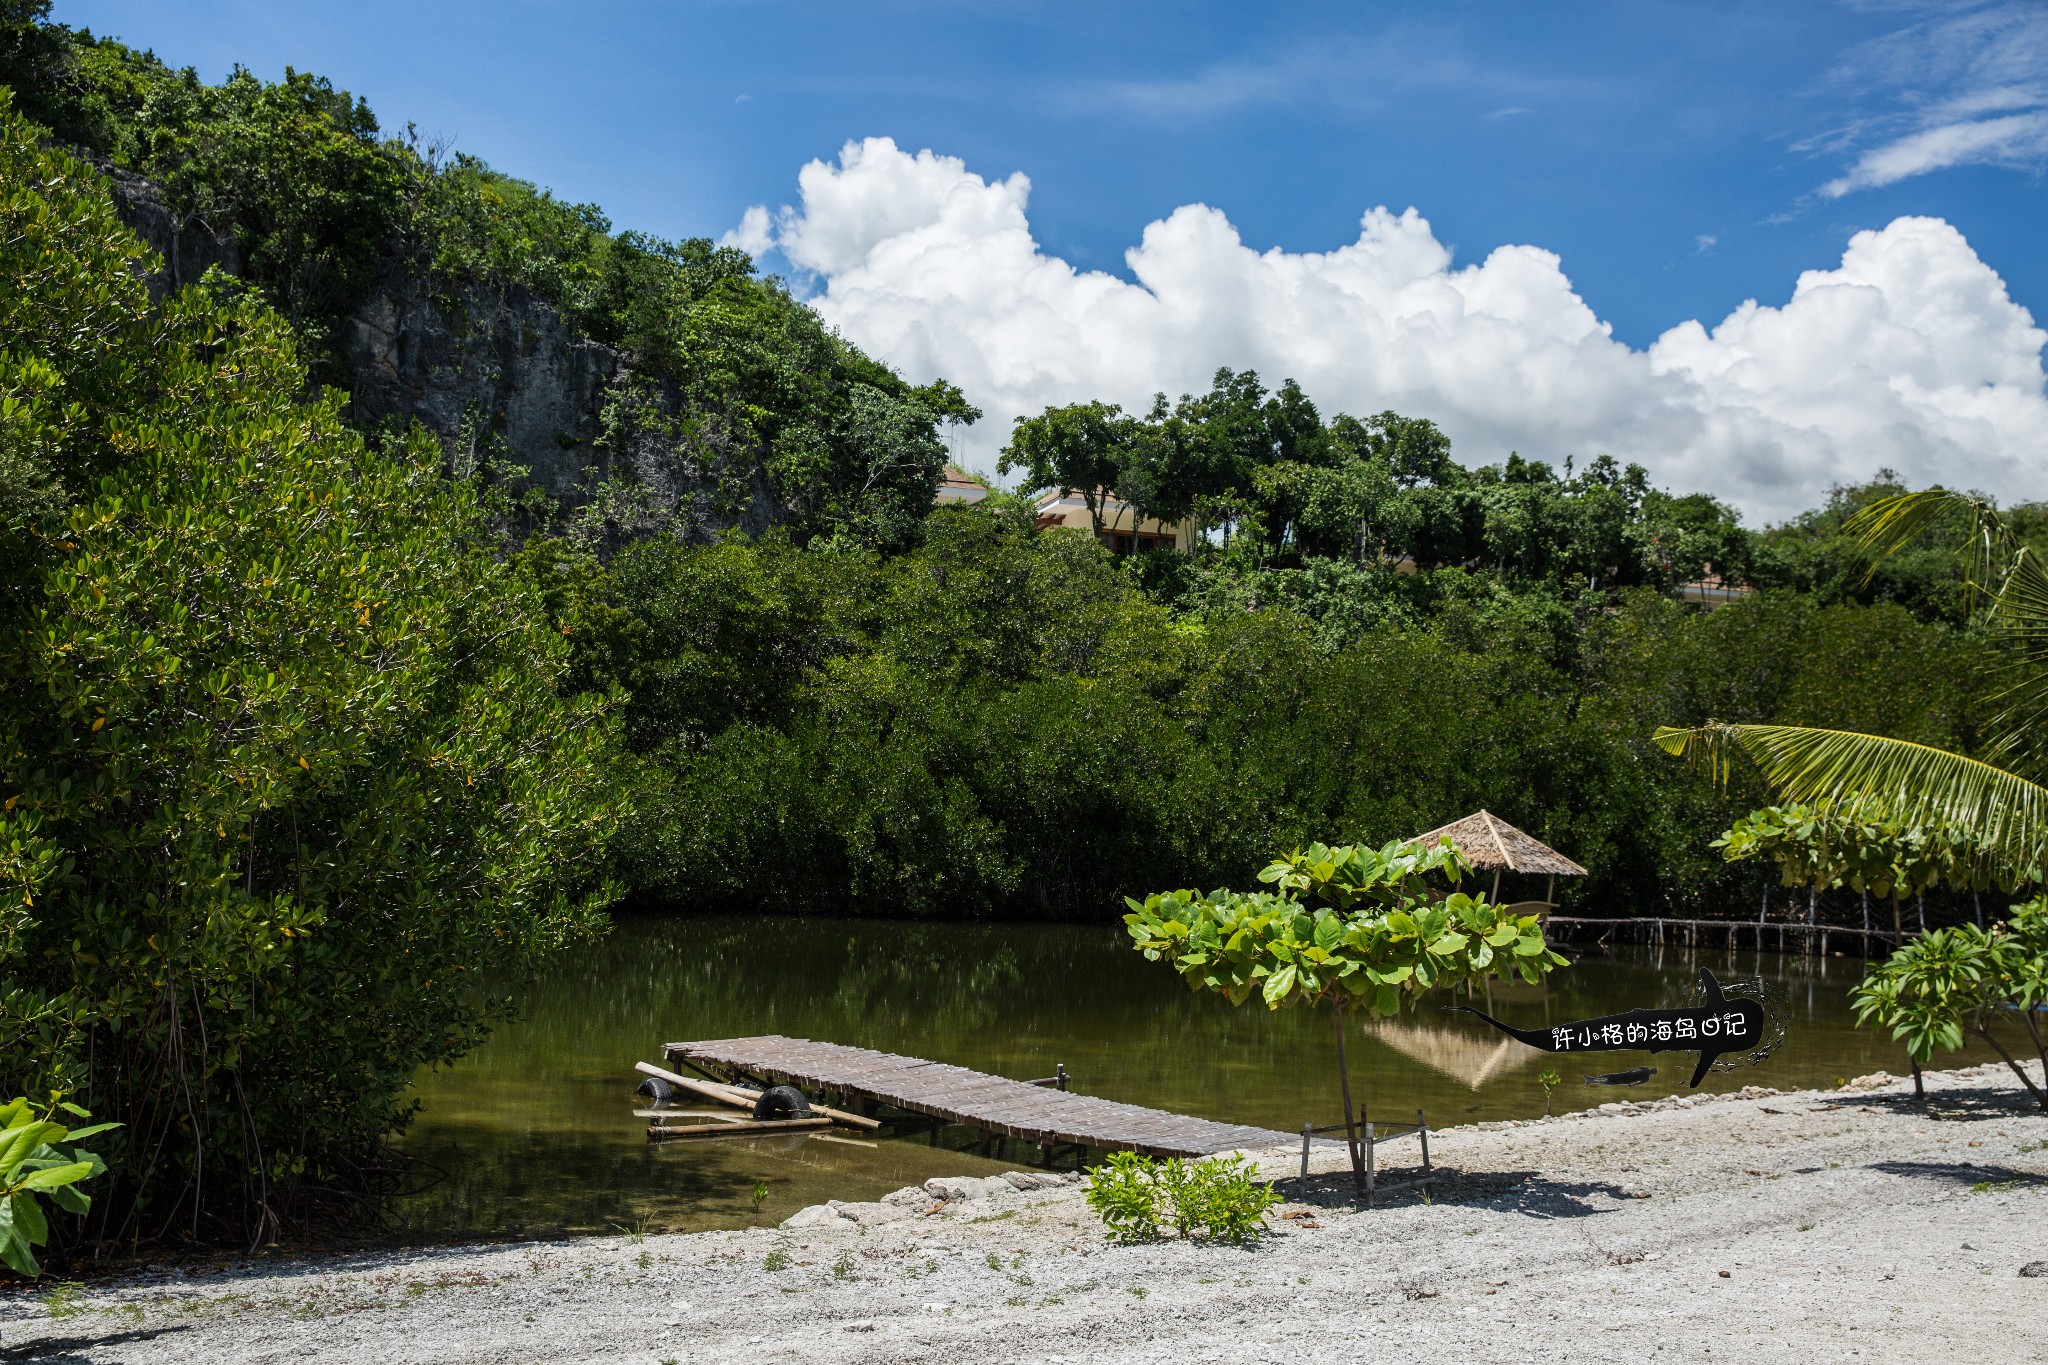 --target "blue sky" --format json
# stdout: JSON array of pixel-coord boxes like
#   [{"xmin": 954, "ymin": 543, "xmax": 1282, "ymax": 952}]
[
  {"xmin": 48, "ymin": 1, "xmax": 2048, "ymax": 516},
  {"xmin": 52, "ymin": 0, "xmax": 2045, "ymax": 347}
]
